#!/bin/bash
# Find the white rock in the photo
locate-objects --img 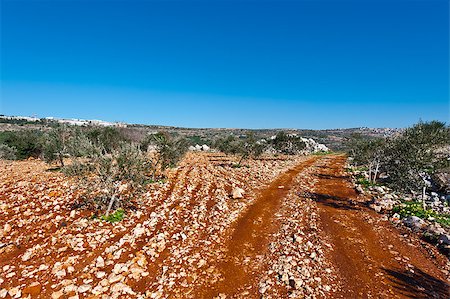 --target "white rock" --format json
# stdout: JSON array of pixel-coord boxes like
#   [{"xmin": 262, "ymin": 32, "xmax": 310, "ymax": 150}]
[
  {"xmin": 55, "ymin": 269, "xmax": 66, "ymax": 279},
  {"xmin": 78, "ymin": 284, "xmax": 91, "ymax": 293},
  {"xmin": 96, "ymin": 256, "xmax": 105, "ymax": 268},
  {"xmin": 232, "ymin": 187, "xmax": 245, "ymax": 199}
]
